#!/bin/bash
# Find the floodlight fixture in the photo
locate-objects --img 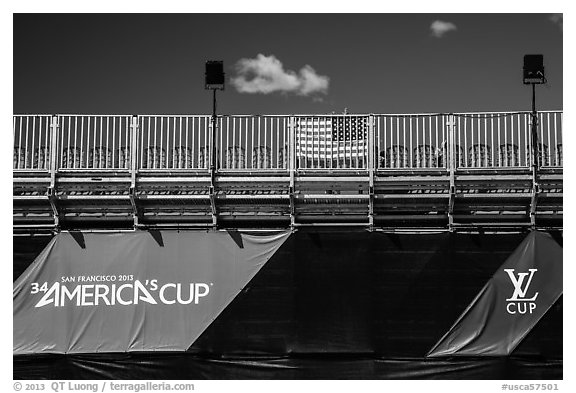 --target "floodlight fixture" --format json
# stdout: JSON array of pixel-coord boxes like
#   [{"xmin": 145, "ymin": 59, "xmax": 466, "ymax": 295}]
[
  {"xmin": 205, "ymin": 61, "xmax": 225, "ymax": 90},
  {"xmin": 523, "ymin": 55, "xmax": 546, "ymax": 85}
]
